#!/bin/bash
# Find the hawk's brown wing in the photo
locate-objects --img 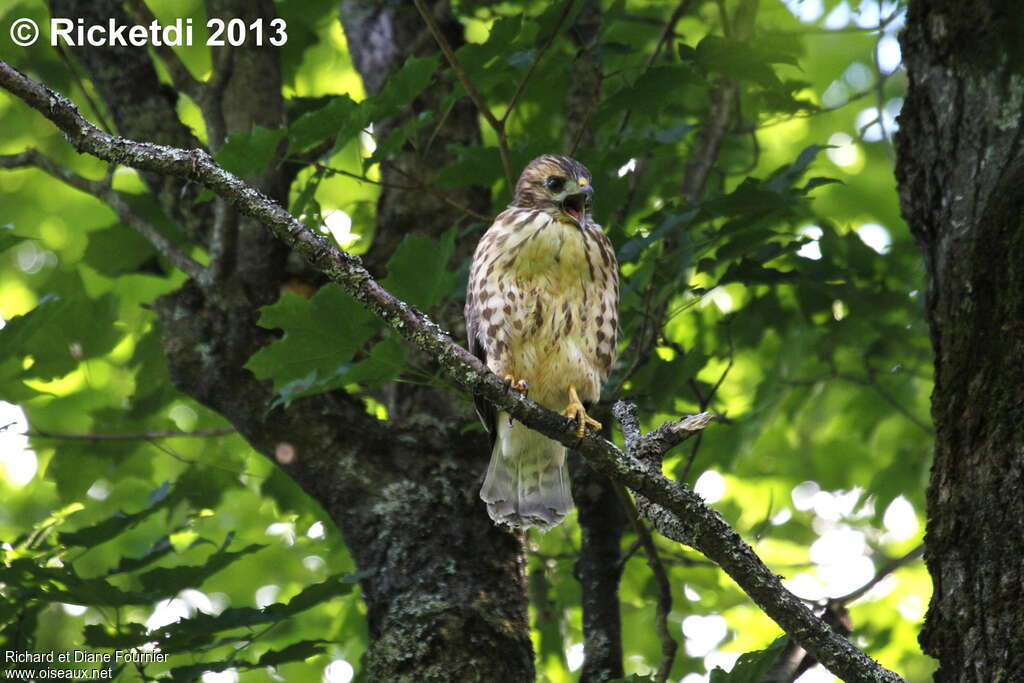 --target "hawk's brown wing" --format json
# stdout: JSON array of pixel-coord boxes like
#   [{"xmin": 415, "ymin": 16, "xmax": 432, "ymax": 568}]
[
  {"xmin": 467, "ymin": 318, "xmax": 496, "ymax": 448},
  {"xmin": 465, "ymin": 231, "xmax": 498, "ymax": 448}
]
